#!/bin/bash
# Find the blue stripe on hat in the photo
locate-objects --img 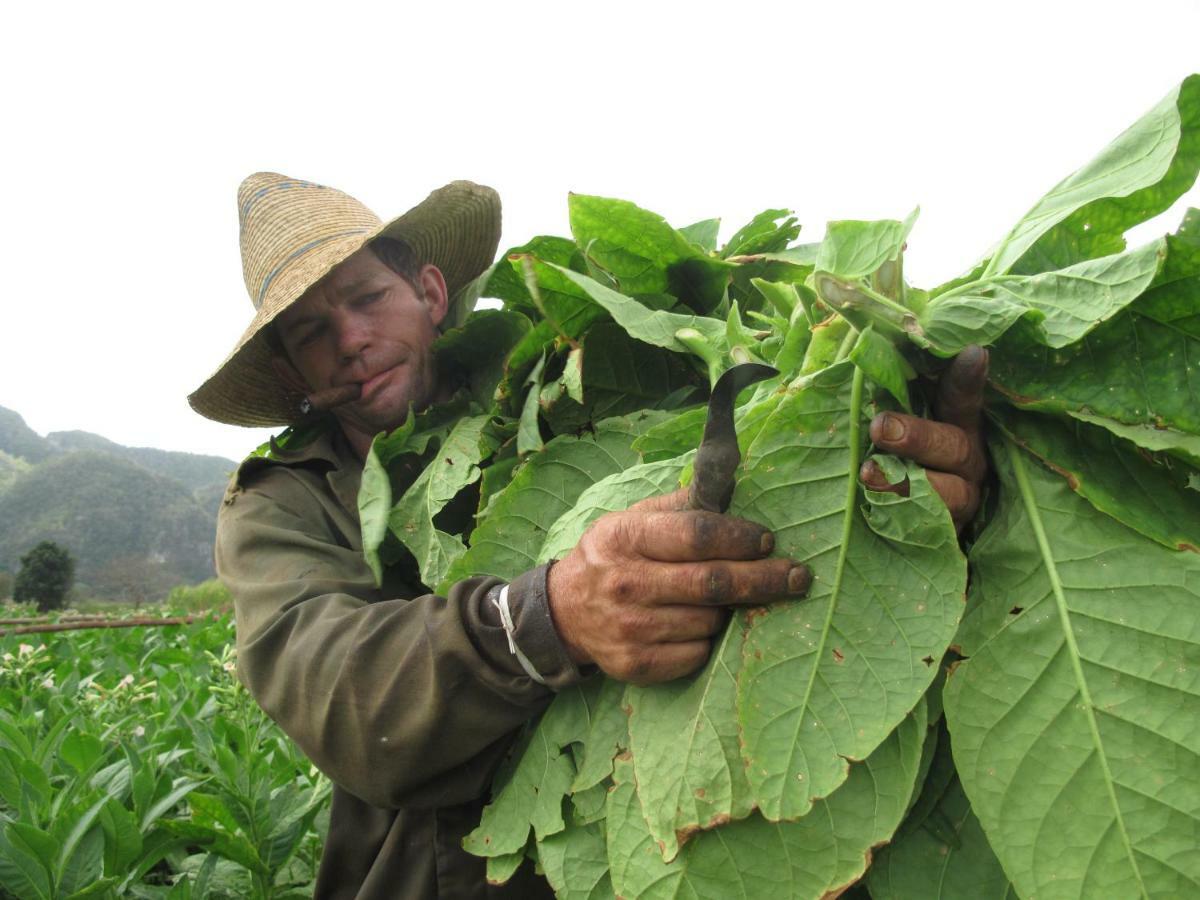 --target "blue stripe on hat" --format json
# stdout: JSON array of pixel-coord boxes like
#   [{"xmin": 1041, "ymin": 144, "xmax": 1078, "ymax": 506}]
[
  {"xmin": 255, "ymin": 228, "xmax": 371, "ymax": 308},
  {"xmin": 239, "ymin": 179, "xmax": 328, "ymax": 224}
]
